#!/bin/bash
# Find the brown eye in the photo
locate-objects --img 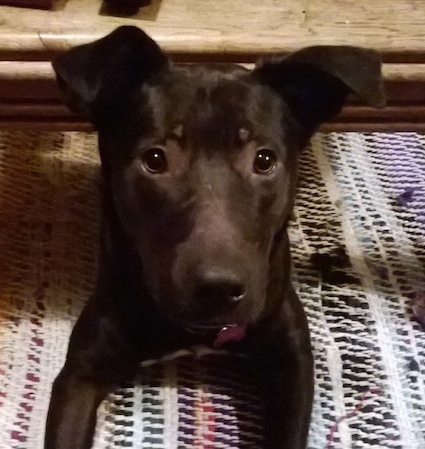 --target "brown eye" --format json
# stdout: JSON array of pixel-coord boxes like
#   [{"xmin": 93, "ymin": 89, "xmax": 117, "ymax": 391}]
[
  {"xmin": 253, "ymin": 149, "xmax": 277, "ymax": 174},
  {"xmin": 141, "ymin": 147, "xmax": 167, "ymax": 174}
]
